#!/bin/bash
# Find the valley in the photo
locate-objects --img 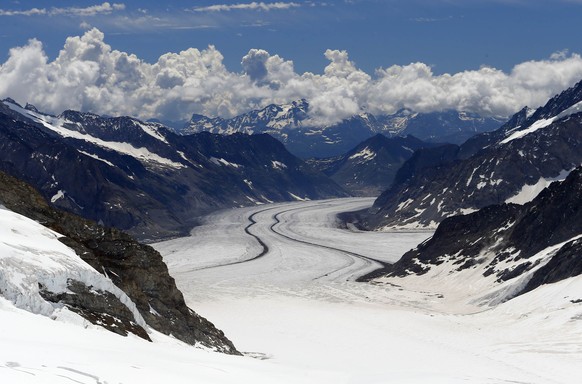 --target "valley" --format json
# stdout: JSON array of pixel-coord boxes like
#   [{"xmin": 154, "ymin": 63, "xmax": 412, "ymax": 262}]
[
  {"xmin": 1, "ymin": 197, "xmax": 581, "ymax": 383},
  {"xmin": 2, "ymin": 5, "xmax": 582, "ymax": 384},
  {"xmin": 151, "ymin": 199, "xmax": 582, "ymax": 383},
  {"xmin": 2, "ymin": 76, "xmax": 582, "ymax": 384}
]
